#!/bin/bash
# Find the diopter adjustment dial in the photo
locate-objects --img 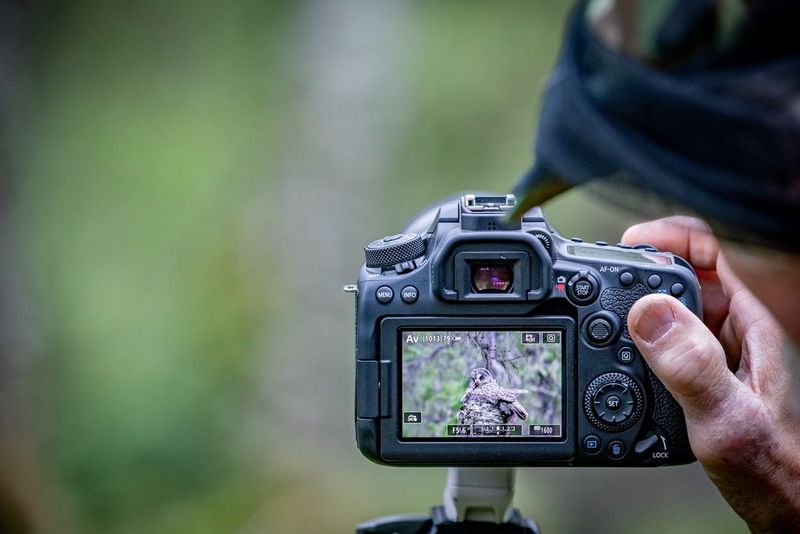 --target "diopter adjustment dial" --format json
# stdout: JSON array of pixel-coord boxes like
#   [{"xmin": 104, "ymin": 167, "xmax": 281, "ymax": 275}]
[
  {"xmin": 364, "ymin": 233, "xmax": 425, "ymax": 268},
  {"xmin": 584, "ymin": 373, "xmax": 644, "ymax": 432},
  {"xmin": 528, "ymin": 230, "xmax": 553, "ymax": 254}
]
